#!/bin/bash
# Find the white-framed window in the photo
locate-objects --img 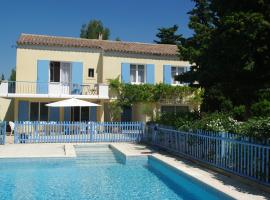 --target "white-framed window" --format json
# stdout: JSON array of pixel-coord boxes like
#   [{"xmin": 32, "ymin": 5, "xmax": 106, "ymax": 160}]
[
  {"xmin": 171, "ymin": 66, "xmax": 185, "ymax": 85},
  {"xmin": 130, "ymin": 64, "xmax": 146, "ymax": 84}
]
